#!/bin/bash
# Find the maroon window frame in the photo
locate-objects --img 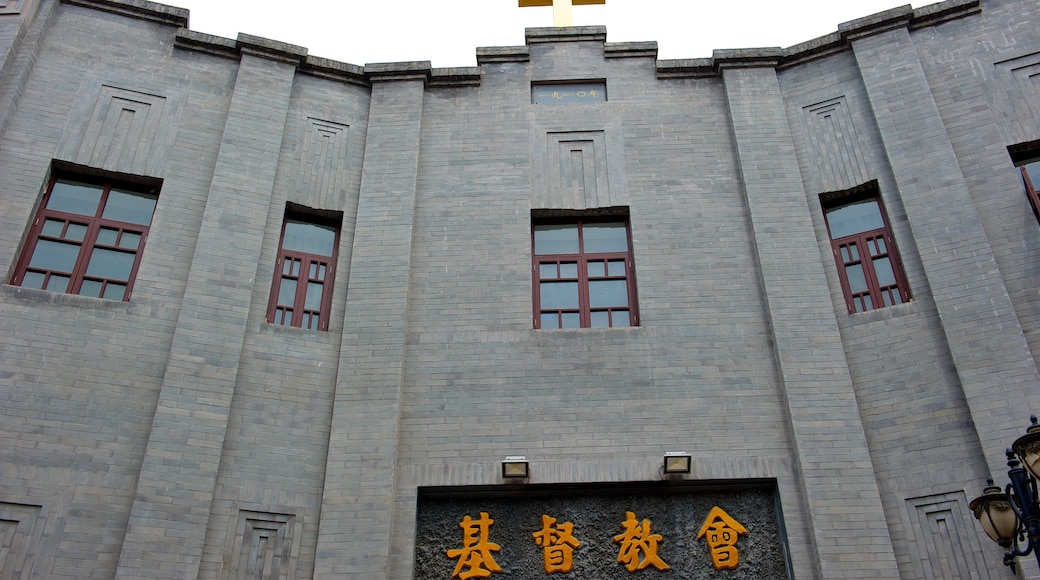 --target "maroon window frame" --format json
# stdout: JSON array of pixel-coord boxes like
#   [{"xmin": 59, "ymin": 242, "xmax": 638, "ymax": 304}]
[
  {"xmin": 1020, "ymin": 160, "xmax": 1040, "ymax": 222},
  {"xmin": 532, "ymin": 216, "xmax": 639, "ymax": 329},
  {"xmin": 823, "ymin": 192, "xmax": 911, "ymax": 314},
  {"xmin": 12, "ymin": 175, "xmax": 159, "ymax": 301},
  {"xmin": 266, "ymin": 212, "xmax": 340, "ymax": 331}
]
